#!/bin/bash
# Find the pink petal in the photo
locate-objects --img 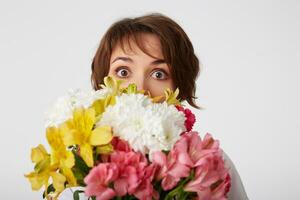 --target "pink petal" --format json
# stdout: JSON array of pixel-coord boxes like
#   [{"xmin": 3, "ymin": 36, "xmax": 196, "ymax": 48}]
[
  {"xmin": 162, "ymin": 175, "xmax": 180, "ymax": 190},
  {"xmin": 168, "ymin": 162, "xmax": 190, "ymax": 178},
  {"xmin": 114, "ymin": 178, "xmax": 128, "ymax": 196},
  {"xmin": 105, "ymin": 163, "xmax": 119, "ymax": 184},
  {"xmin": 85, "ymin": 183, "xmax": 103, "ymax": 197},
  {"xmin": 174, "ymin": 135, "xmax": 189, "ymax": 152},
  {"xmin": 84, "ymin": 164, "xmax": 106, "ymax": 184},
  {"xmin": 95, "ymin": 187, "xmax": 116, "ymax": 200},
  {"xmin": 177, "ymin": 152, "xmax": 193, "ymax": 167},
  {"xmin": 151, "ymin": 151, "xmax": 167, "ymax": 166}
]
